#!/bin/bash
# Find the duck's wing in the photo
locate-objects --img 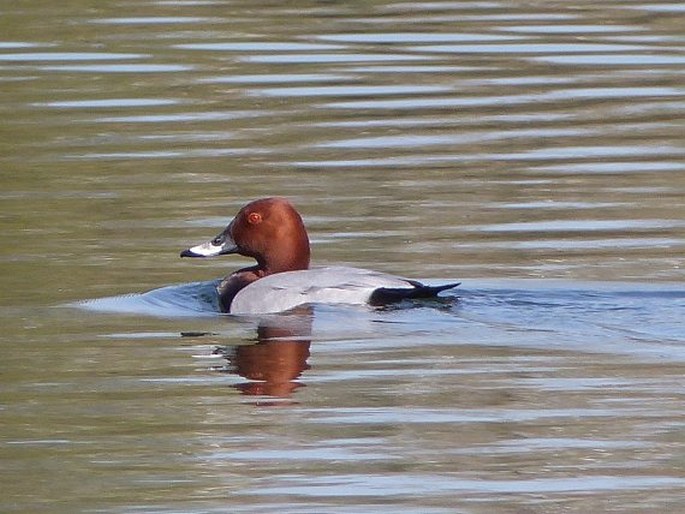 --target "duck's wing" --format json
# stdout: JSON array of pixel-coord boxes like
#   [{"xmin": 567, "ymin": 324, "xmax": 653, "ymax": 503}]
[{"xmin": 229, "ymin": 266, "xmax": 458, "ymax": 314}]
